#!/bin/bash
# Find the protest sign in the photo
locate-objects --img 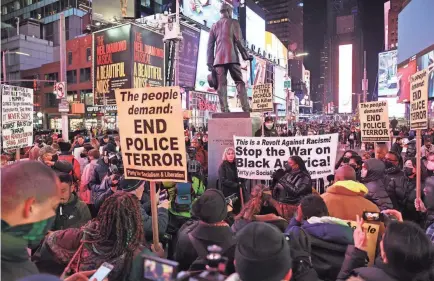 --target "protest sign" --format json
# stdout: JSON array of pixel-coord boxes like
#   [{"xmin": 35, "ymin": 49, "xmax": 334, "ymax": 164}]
[
  {"xmin": 252, "ymin": 83, "xmax": 273, "ymax": 112},
  {"xmin": 115, "ymin": 86, "xmax": 187, "ymax": 182},
  {"xmin": 233, "ymin": 134, "xmax": 339, "ymax": 180},
  {"xmin": 359, "ymin": 101, "xmax": 390, "ymax": 142},
  {"xmin": 1, "ymin": 85, "xmax": 33, "ymax": 150},
  {"xmin": 346, "ymin": 221, "xmax": 379, "ymax": 266},
  {"xmin": 410, "ymin": 69, "xmax": 428, "ymax": 130}
]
